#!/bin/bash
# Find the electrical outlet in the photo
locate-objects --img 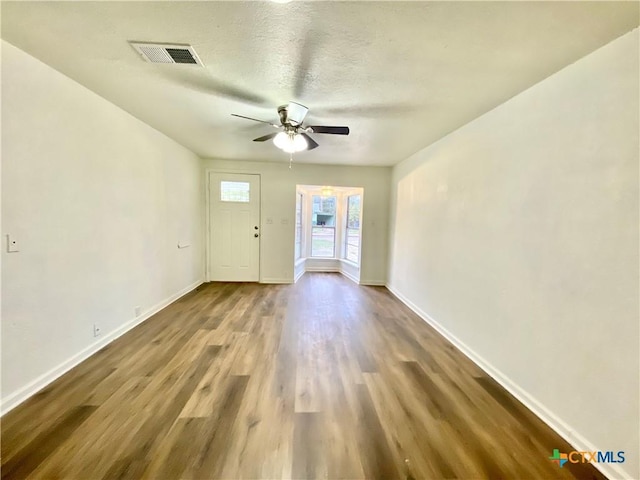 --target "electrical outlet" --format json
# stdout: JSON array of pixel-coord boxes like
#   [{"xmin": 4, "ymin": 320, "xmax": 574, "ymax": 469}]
[
  {"xmin": 93, "ymin": 324, "xmax": 102, "ymax": 337},
  {"xmin": 135, "ymin": 306, "xmax": 141, "ymax": 317}
]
